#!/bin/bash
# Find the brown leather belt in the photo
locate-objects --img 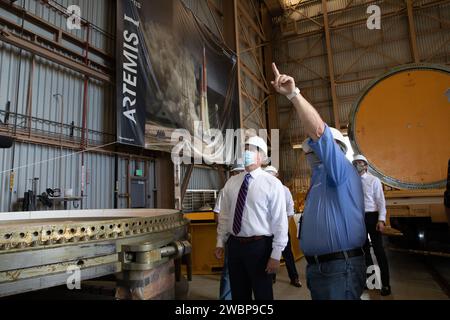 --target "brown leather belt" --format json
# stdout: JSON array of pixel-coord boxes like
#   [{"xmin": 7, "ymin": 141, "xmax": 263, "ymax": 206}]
[{"xmin": 230, "ymin": 235, "xmax": 269, "ymax": 244}]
